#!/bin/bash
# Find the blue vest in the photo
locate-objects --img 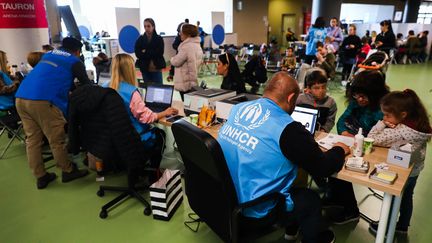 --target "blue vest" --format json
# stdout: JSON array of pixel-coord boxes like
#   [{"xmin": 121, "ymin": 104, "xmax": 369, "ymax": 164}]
[
  {"xmin": 103, "ymin": 81, "xmax": 155, "ymax": 145},
  {"xmin": 0, "ymin": 72, "xmax": 15, "ymax": 110},
  {"xmin": 306, "ymin": 27, "xmax": 326, "ymax": 56},
  {"xmin": 15, "ymin": 50, "xmax": 80, "ymax": 116},
  {"xmin": 218, "ymin": 98, "xmax": 298, "ymax": 218}
]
